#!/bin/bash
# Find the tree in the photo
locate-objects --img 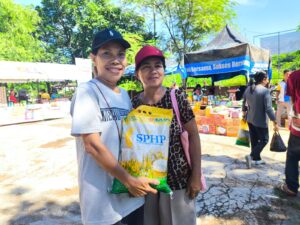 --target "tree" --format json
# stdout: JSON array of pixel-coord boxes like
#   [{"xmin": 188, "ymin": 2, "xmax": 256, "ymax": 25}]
[
  {"xmin": 36, "ymin": 0, "xmax": 152, "ymax": 64},
  {"xmin": 0, "ymin": 0, "xmax": 47, "ymax": 62},
  {"xmin": 271, "ymin": 50, "xmax": 300, "ymax": 84},
  {"xmin": 123, "ymin": 0, "xmax": 236, "ymax": 62}
]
